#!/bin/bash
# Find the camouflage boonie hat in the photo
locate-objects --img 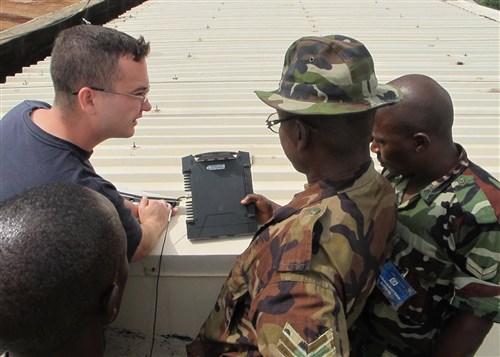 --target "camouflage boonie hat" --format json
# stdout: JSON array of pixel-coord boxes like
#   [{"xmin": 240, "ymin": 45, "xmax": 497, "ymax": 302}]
[{"xmin": 255, "ymin": 35, "xmax": 401, "ymax": 115}]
